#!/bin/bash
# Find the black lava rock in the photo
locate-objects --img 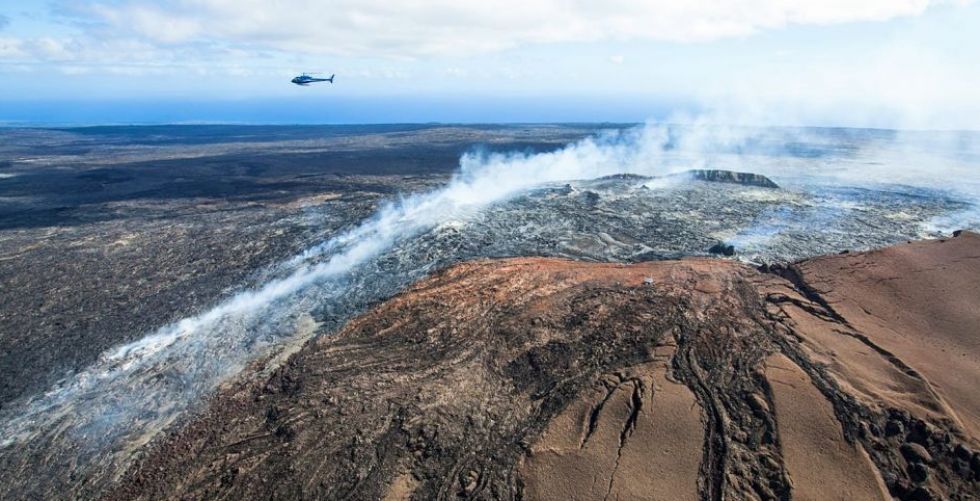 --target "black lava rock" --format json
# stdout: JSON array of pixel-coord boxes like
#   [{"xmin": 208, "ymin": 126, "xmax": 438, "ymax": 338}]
[
  {"xmin": 885, "ymin": 419, "xmax": 905, "ymax": 437},
  {"xmin": 708, "ymin": 242, "xmax": 736, "ymax": 256},
  {"xmin": 908, "ymin": 462, "xmax": 929, "ymax": 483},
  {"xmin": 901, "ymin": 442, "xmax": 934, "ymax": 465},
  {"xmin": 687, "ymin": 169, "xmax": 780, "ymax": 189},
  {"xmin": 907, "ymin": 486, "xmax": 935, "ymax": 501}
]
